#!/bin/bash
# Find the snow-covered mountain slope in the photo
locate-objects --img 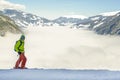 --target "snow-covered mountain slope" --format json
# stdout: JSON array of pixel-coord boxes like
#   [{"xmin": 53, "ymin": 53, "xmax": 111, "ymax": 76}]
[
  {"xmin": 0, "ymin": 69, "xmax": 120, "ymax": 80},
  {"xmin": 2, "ymin": 9, "xmax": 51, "ymax": 27},
  {"xmin": 75, "ymin": 11, "xmax": 120, "ymax": 35},
  {"xmin": 0, "ymin": 13, "xmax": 22, "ymax": 36},
  {"xmin": 93, "ymin": 14, "xmax": 120, "ymax": 35},
  {"xmin": 100, "ymin": 11, "xmax": 120, "ymax": 16}
]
